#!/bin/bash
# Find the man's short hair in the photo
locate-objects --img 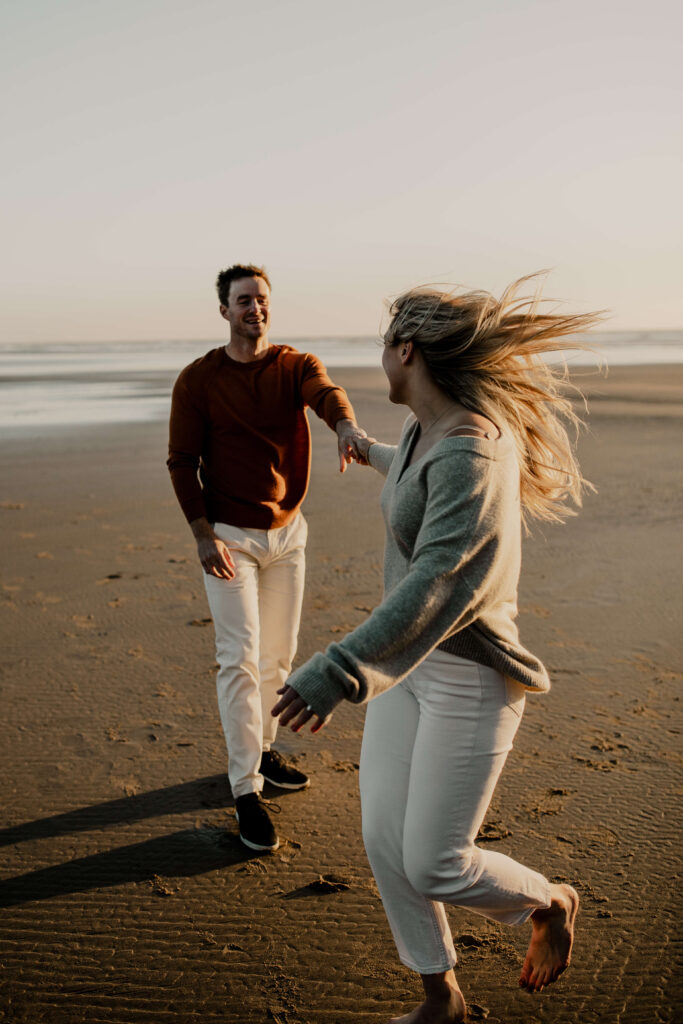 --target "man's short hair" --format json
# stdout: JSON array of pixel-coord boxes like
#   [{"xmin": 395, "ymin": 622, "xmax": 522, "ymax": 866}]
[{"xmin": 216, "ymin": 264, "xmax": 271, "ymax": 306}]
